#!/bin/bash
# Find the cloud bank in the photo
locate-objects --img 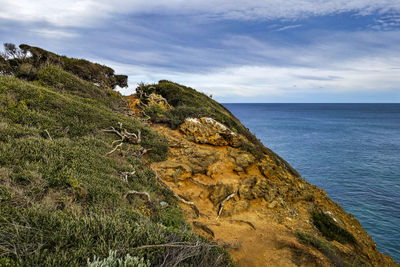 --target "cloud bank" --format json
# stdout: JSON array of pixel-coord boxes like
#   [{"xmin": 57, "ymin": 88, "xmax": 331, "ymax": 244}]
[{"xmin": 2, "ymin": 0, "xmax": 400, "ymax": 26}]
